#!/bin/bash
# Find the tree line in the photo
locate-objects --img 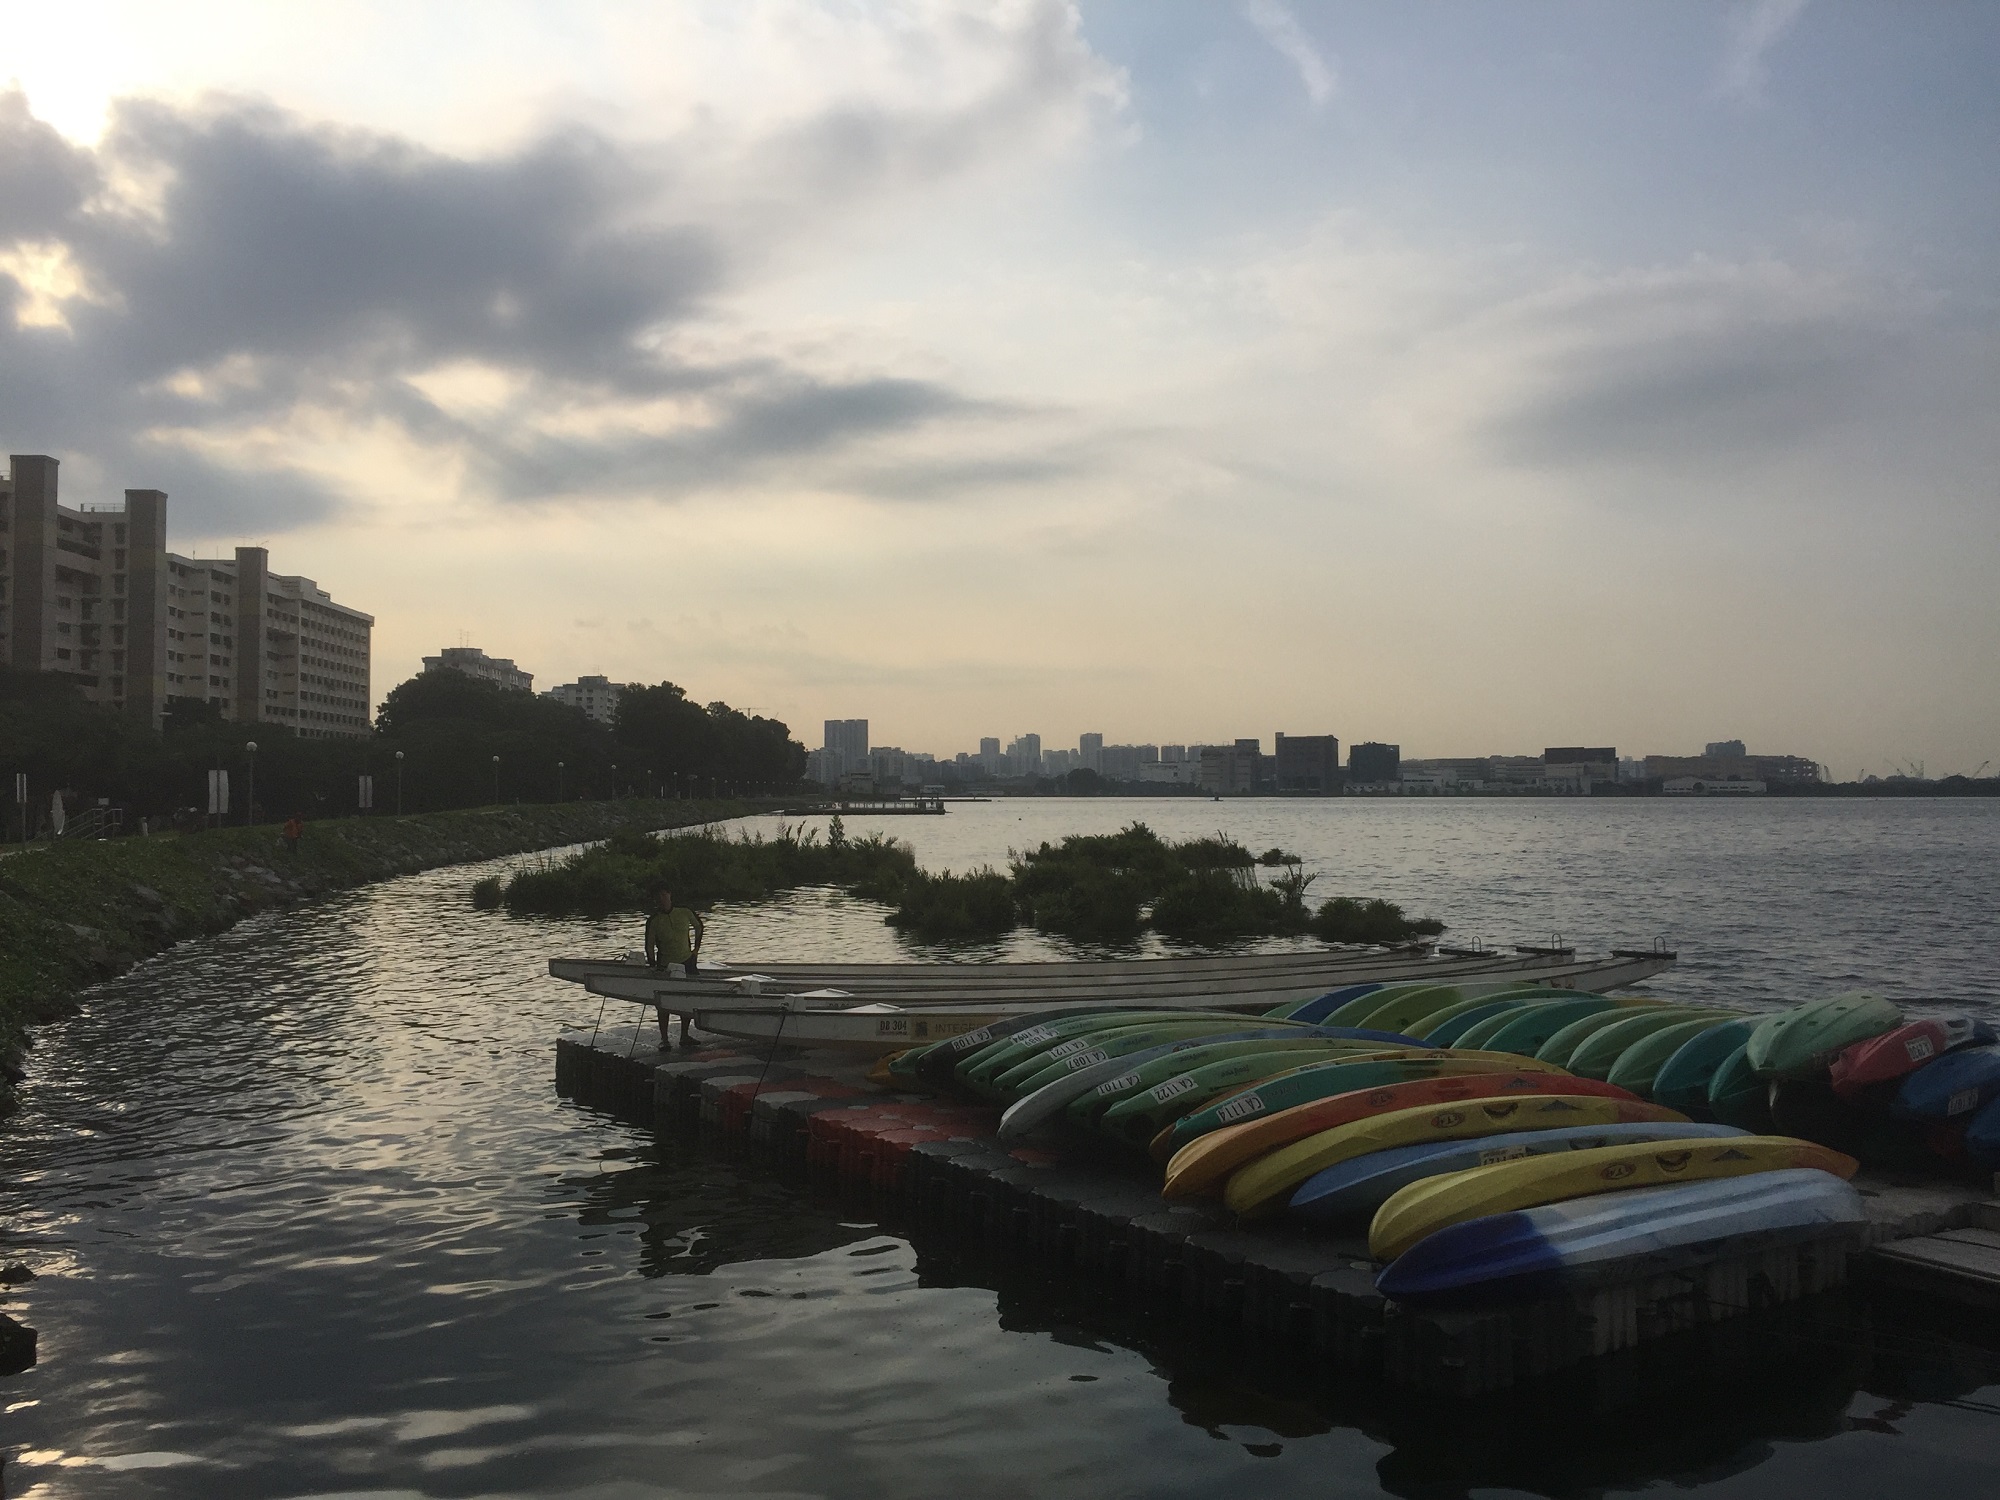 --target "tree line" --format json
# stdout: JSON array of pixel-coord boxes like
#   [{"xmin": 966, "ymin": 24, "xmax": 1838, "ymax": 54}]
[{"xmin": 0, "ymin": 667, "xmax": 807, "ymax": 832}]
